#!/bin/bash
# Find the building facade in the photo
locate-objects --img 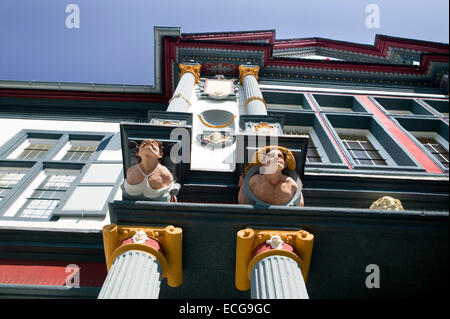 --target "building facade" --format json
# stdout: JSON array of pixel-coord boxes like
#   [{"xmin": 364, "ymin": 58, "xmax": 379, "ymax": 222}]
[{"xmin": 0, "ymin": 28, "xmax": 448, "ymax": 299}]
